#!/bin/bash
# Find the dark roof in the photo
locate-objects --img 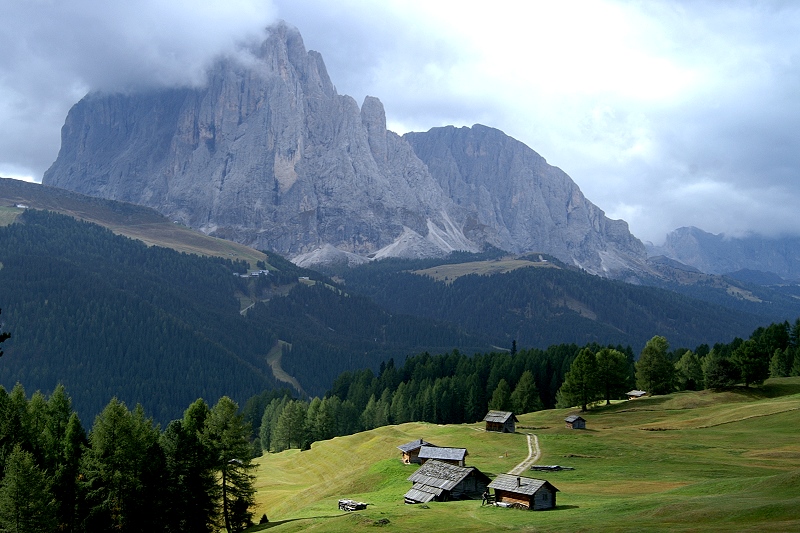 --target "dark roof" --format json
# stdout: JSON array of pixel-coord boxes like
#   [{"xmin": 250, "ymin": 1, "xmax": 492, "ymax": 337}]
[
  {"xmin": 408, "ymin": 460, "xmax": 490, "ymax": 491},
  {"xmin": 488, "ymin": 474, "xmax": 559, "ymax": 496},
  {"xmin": 404, "ymin": 484, "xmax": 441, "ymax": 503},
  {"xmin": 483, "ymin": 410, "xmax": 518, "ymax": 423},
  {"xmin": 564, "ymin": 415, "xmax": 585, "ymax": 423},
  {"xmin": 418, "ymin": 446, "xmax": 467, "ymax": 462},
  {"xmin": 398, "ymin": 439, "xmax": 435, "ymax": 453}
]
